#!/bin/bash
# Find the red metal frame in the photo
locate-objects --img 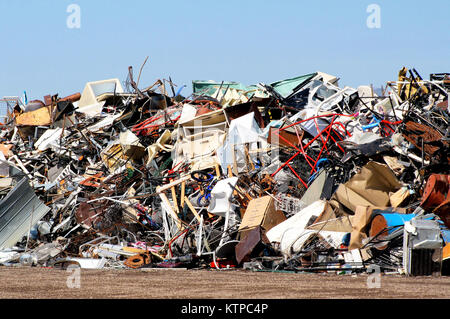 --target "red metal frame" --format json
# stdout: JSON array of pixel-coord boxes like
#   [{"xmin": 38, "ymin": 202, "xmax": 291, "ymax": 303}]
[{"xmin": 270, "ymin": 113, "xmax": 357, "ymax": 188}]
